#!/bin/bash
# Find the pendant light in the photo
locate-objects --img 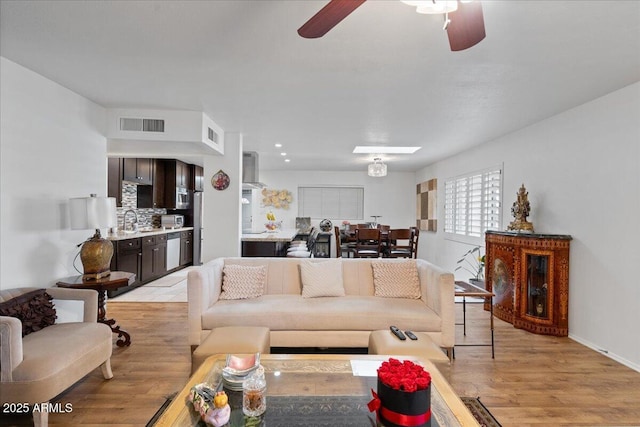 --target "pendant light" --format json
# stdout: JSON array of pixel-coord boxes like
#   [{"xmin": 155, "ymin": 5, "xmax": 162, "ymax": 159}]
[{"xmin": 368, "ymin": 158, "xmax": 387, "ymax": 177}]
